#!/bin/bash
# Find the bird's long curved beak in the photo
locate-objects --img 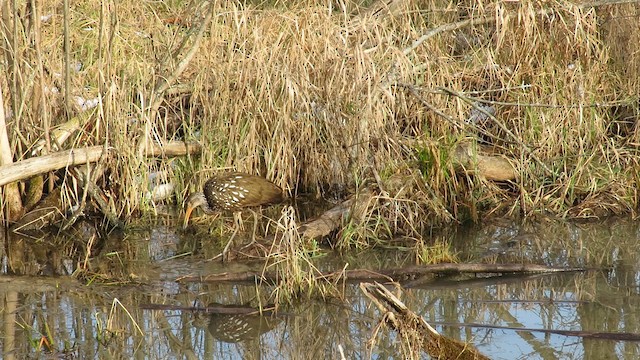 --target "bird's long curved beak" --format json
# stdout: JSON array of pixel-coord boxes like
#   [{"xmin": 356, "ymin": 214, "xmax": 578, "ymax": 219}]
[{"xmin": 183, "ymin": 205, "xmax": 195, "ymax": 229}]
